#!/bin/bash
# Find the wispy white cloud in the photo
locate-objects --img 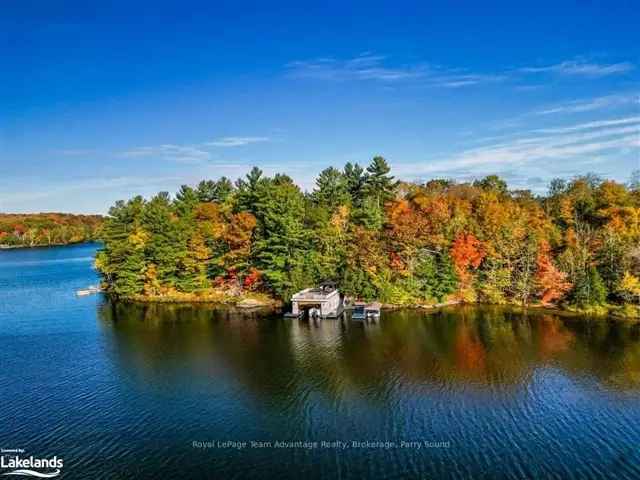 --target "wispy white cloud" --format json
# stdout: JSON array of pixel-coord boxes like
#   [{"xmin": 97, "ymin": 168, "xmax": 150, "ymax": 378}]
[
  {"xmin": 427, "ymin": 73, "xmax": 506, "ymax": 88},
  {"xmin": 534, "ymin": 93, "xmax": 639, "ymax": 115},
  {"xmin": 286, "ymin": 54, "xmax": 426, "ymax": 82},
  {"xmin": 120, "ymin": 135, "xmax": 272, "ymax": 164},
  {"xmin": 501, "ymin": 125, "xmax": 639, "ymax": 149},
  {"xmin": 533, "ymin": 115, "xmax": 640, "ymax": 134},
  {"xmin": 287, "ymin": 54, "xmax": 636, "ymax": 90},
  {"xmin": 120, "ymin": 144, "xmax": 211, "ymax": 164},
  {"xmin": 0, "ymin": 176, "xmax": 181, "ymax": 206},
  {"xmin": 399, "ymin": 117, "xmax": 639, "ymax": 178},
  {"xmin": 476, "ymin": 93, "xmax": 639, "ymax": 138},
  {"xmin": 205, "ymin": 136, "xmax": 271, "ymax": 147},
  {"xmin": 519, "ymin": 59, "xmax": 634, "ymax": 77},
  {"xmin": 286, "ymin": 54, "xmax": 504, "ymax": 88}
]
